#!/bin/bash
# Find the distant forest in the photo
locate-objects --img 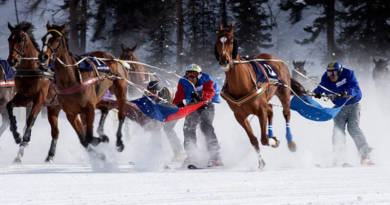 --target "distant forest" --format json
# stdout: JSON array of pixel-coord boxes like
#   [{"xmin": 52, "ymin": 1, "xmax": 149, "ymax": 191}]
[{"xmin": 6, "ymin": 0, "xmax": 390, "ymax": 74}]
